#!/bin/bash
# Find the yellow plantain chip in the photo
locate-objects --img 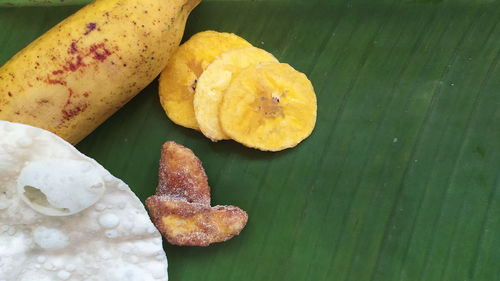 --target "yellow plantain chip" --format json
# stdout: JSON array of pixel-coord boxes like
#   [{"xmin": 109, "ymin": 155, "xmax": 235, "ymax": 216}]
[
  {"xmin": 220, "ymin": 63, "xmax": 317, "ymax": 151},
  {"xmin": 158, "ymin": 31, "xmax": 251, "ymax": 130},
  {"xmin": 194, "ymin": 46, "xmax": 278, "ymax": 141}
]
